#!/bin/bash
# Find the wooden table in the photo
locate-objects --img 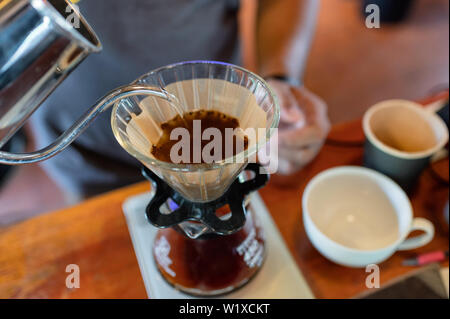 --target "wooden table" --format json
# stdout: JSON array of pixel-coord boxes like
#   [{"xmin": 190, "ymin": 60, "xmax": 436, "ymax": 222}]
[{"xmin": 0, "ymin": 119, "xmax": 448, "ymax": 299}]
